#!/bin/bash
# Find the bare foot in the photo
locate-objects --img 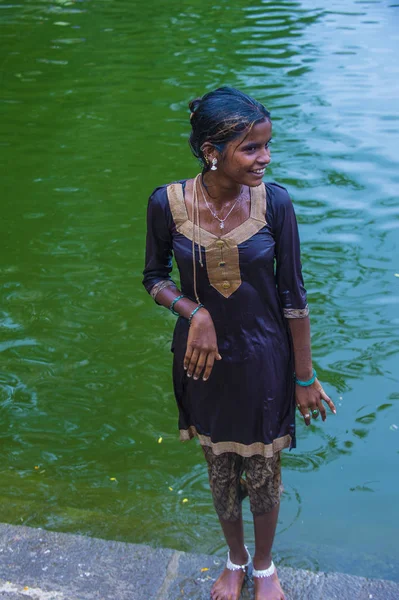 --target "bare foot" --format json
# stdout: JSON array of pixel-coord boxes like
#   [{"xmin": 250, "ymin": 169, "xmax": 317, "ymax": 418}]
[
  {"xmin": 211, "ymin": 566, "xmax": 246, "ymax": 600},
  {"xmin": 254, "ymin": 569, "xmax": 285, "ymax": 600}
]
